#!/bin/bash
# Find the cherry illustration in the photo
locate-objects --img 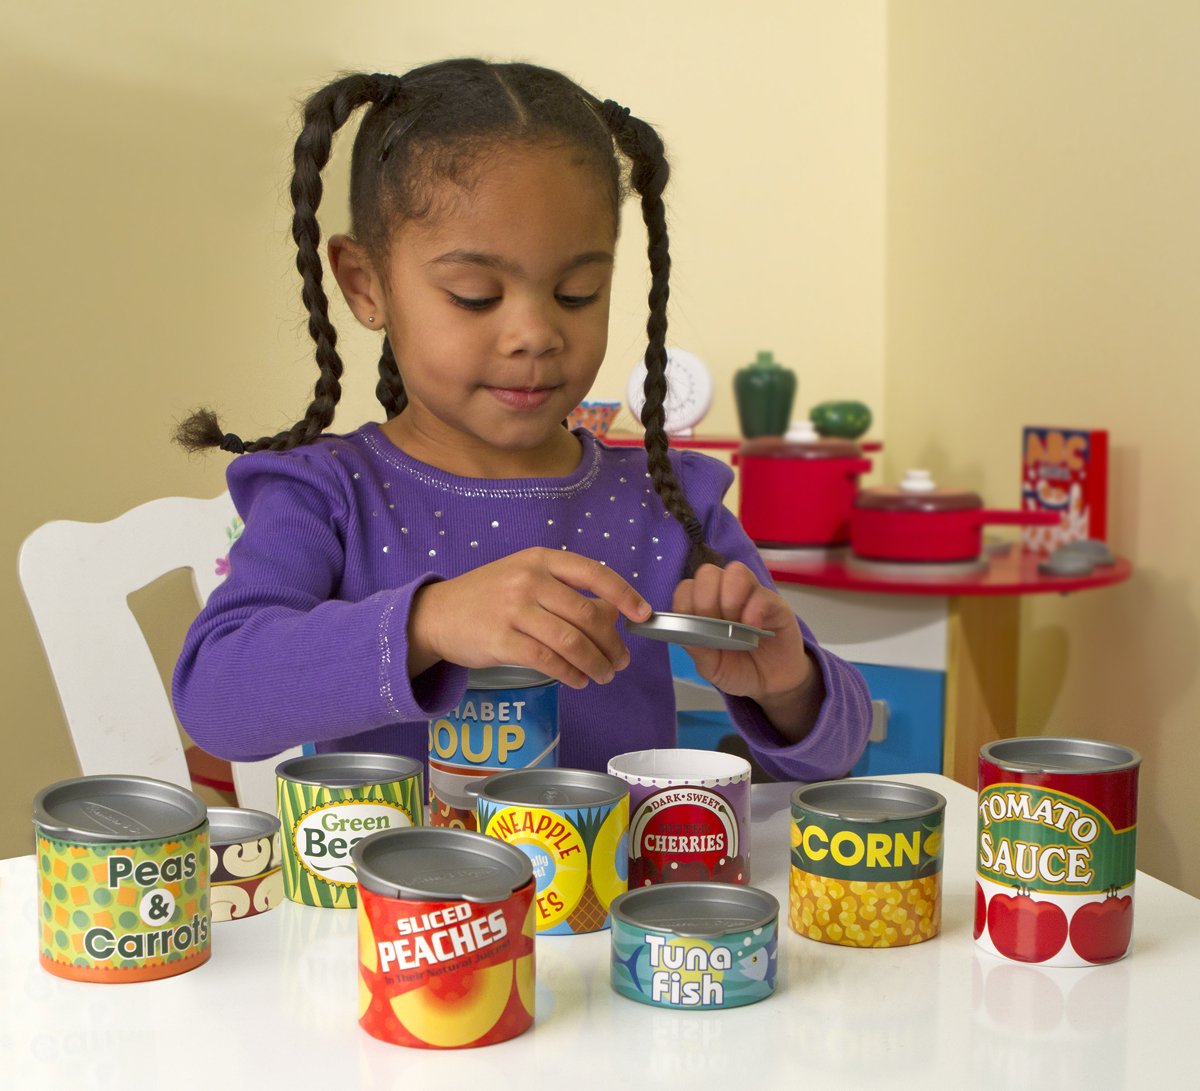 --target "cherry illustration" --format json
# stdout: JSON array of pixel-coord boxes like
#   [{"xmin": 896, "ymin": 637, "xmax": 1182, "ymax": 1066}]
[
  {"xmin": 1069, "ymin": 894, "xmax": 1132, "ymax": 964},
  {"xmin": 986, "ymin": 890, "xmax": 1068, "ymax": 963}
]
